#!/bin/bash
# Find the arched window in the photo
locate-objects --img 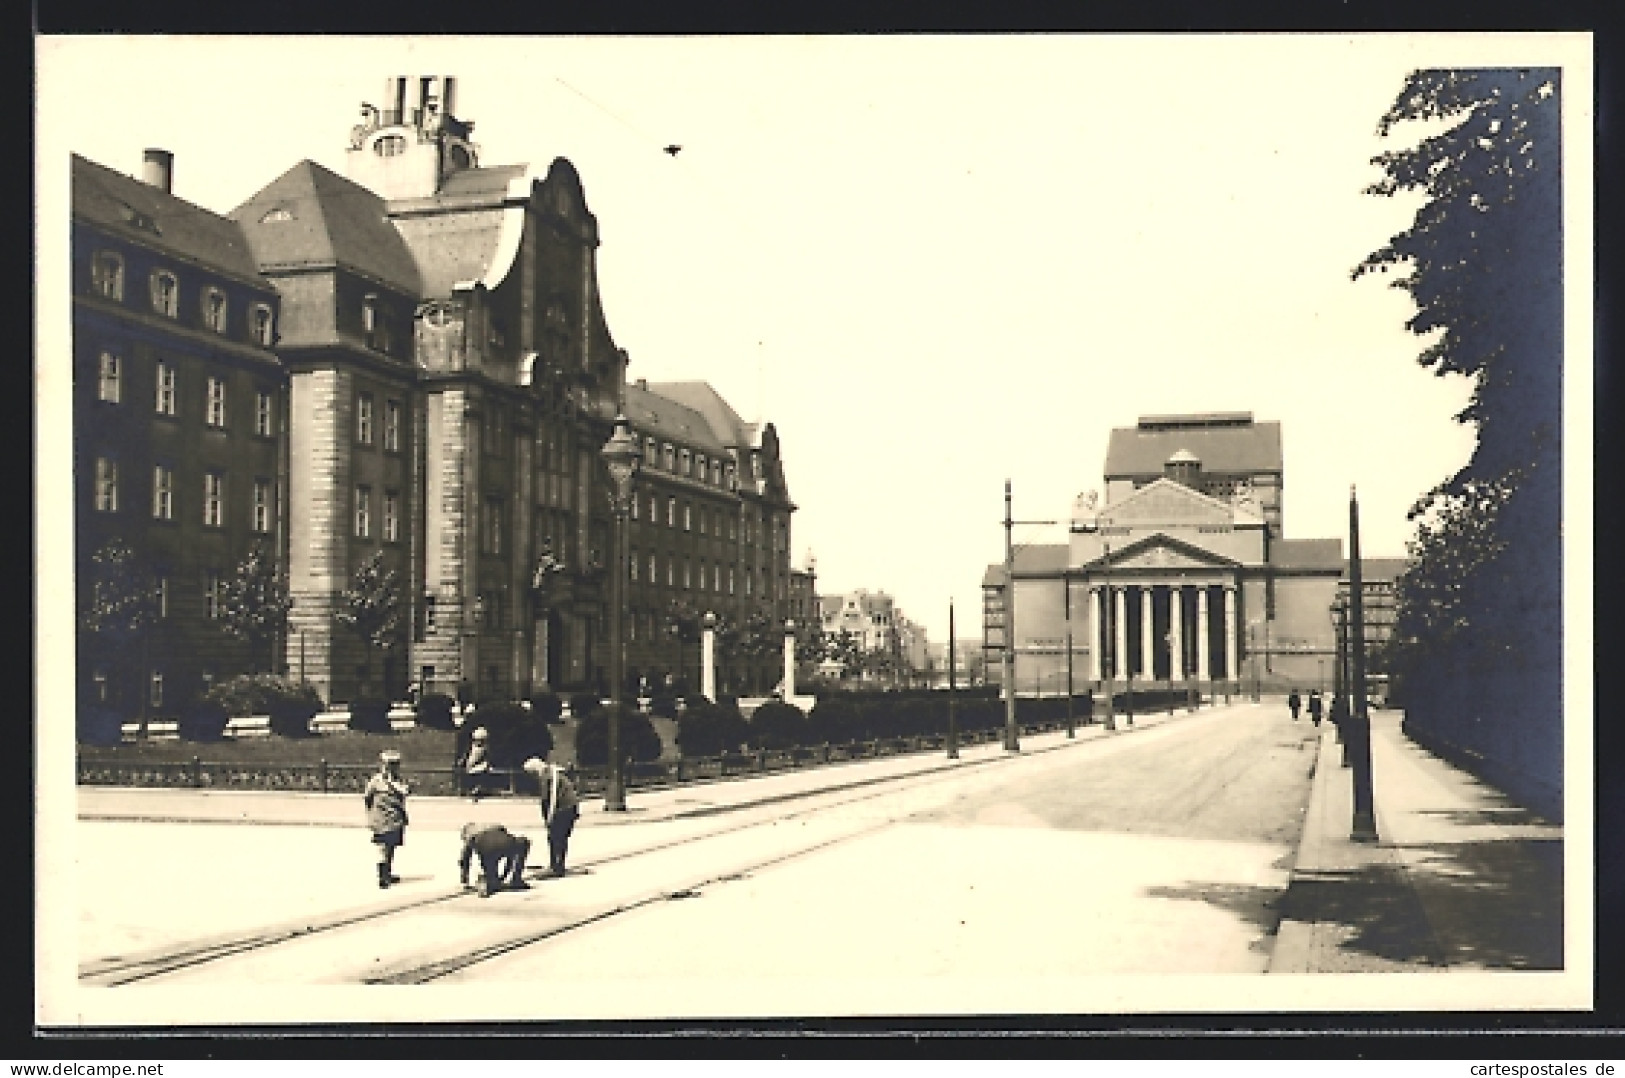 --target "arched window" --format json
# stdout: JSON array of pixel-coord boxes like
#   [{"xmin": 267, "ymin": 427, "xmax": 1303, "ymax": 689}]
[
  {"xmin": 149, "ymin": 270, "xmax": 178, "ymax": 318},
  {"xmin": 92, "ymin": 251, "xmax": 124, "ymax": 301},
  {"xmin": 202, "ymin": 287, "xmax": 228, "ymax": 333}
]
